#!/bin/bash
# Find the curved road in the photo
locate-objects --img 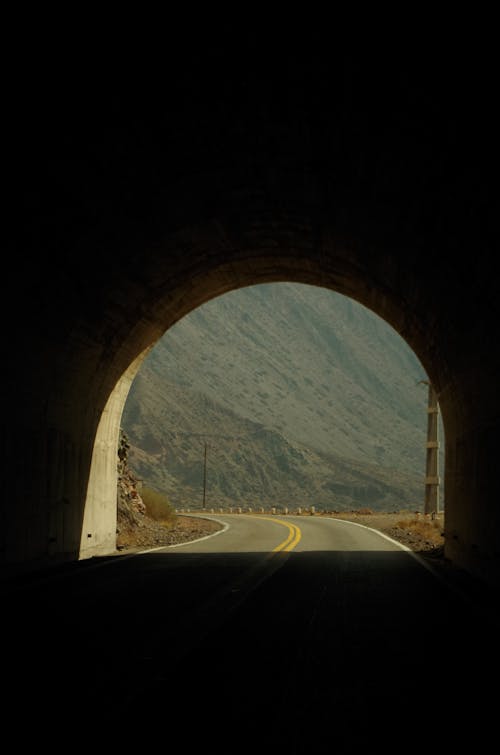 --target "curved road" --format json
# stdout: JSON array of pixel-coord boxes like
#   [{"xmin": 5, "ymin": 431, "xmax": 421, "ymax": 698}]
[
  {"xmin": 172, "ymin": 511, "xmax": 412, "ymax": 552},
  {"xmin": 2, "ymin": 514, "xmax": 498, "ymax": 751}
]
